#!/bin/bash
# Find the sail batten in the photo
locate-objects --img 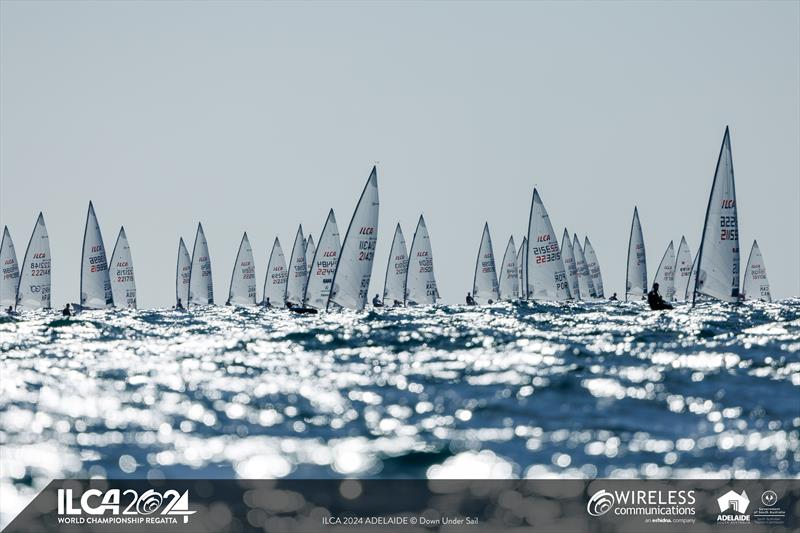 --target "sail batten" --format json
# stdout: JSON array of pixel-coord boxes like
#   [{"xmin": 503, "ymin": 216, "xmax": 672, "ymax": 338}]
[
  {"xmin": 742, "ymin": 240, "xmax": 771, "ymax": 302},
  {"xmin": 526, "ymin": 189, "xmax": 569, "ymax": 301},
  {"xmin": 625, "ymin": 207, "xmax": 647, "ymax": 302},
  {"xmin": 405, "ymin": 215, "xmax": 439, "ymax": 305},
  {"xmin": 382, "ymin": 223, "xmax": 408, "ymax": 306},
  {"xmin": 0, "ymin": 227, "xmax": 20, "ymax": 308},
  {"xmin": 80, "ymin": 202, "xmax": 113, "ymax": 309},
  {"xmin": 16, "ymin": 213, "xmax": 51, "ymax": 310},
  {"xmin": 653, "ymin": 241, "xmax": 676, "ymax": 301},
  {"xmin": 228, "ymin": 232, "xmax": 256, "ymax": 306},
  {"xmin": 498, "ymin": 236, "xmax": 518, "ymax": 301},
  {"xmin": 262, "ymin": 238, "xmax": 287, "ymax": 306},
  {"xmin": 109, "ymin": 227, "xmax": 137, "ymax": 308},
  {"xmin": 303, "ymin": 211, "xmax": 341, "ymax": 310},
  {"xmin": 188, "ymin": 223, "xmax": 214, "ymax": 305},
  {"xmin": 472, "ymin": 223, "xmax": 499, "ymax": 304}
]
